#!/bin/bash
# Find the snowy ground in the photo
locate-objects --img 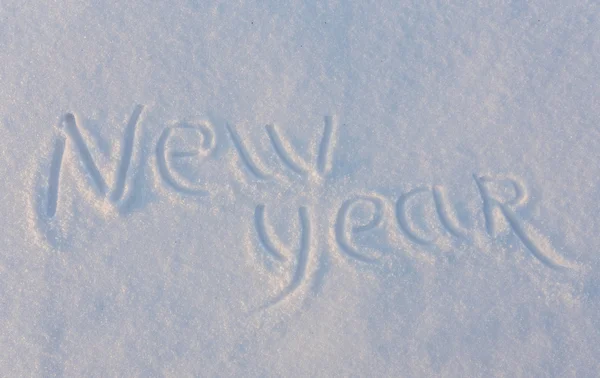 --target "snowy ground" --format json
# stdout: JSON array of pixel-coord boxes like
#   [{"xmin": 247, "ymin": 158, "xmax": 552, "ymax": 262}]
[{"xmin": 1, "ymin": 1, "xmax": 599, "ymax": 376}]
